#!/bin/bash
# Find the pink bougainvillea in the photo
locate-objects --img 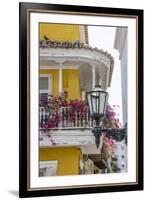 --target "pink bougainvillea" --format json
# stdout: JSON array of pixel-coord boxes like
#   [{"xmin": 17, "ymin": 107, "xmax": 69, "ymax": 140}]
[
  {"xmin": 40, "ymin": 91, "xmax": 122, "ymax": 130},
  {"xmin": 102, "ymin": 104, "xmax": 122, "ymax": 129}
]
